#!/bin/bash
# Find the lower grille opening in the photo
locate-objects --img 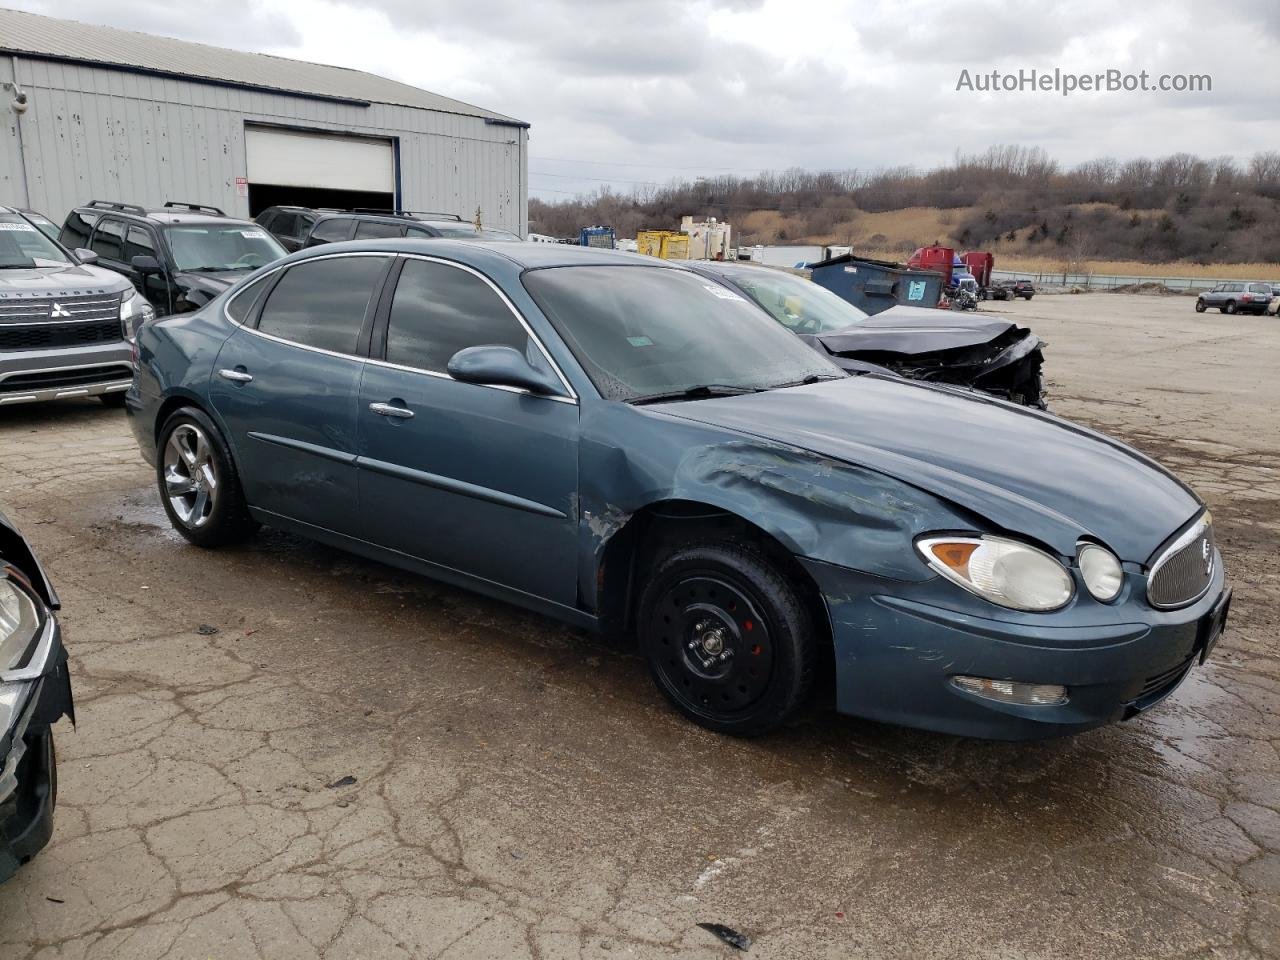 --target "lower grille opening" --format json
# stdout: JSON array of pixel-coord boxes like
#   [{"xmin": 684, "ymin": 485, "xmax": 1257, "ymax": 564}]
[
  {"xmin": 0, "ymin": 365, "xmax": 132, "ymax": 392},
  {"xmin": 0, "ymin": 319, "xmax": 124, "ymax": 351}
]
